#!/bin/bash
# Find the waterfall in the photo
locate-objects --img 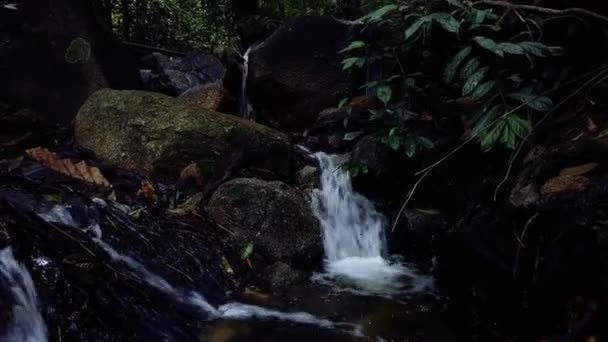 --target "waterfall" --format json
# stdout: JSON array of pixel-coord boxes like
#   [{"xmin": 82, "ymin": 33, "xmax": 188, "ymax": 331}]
[
  {"xmin": 240, "ymin": 46, "xmax": 252, "ymax": 119},
  {"xmin": 0, "ymin": 248, "xmax": 47, "ymax": 342},
  {"xmin": 311, "ymin": 152, "xmax": 433, "ymax": 296},
  {"xmin": 311, "ymin": 153, "xmax": 386, "ymax": 261}
]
